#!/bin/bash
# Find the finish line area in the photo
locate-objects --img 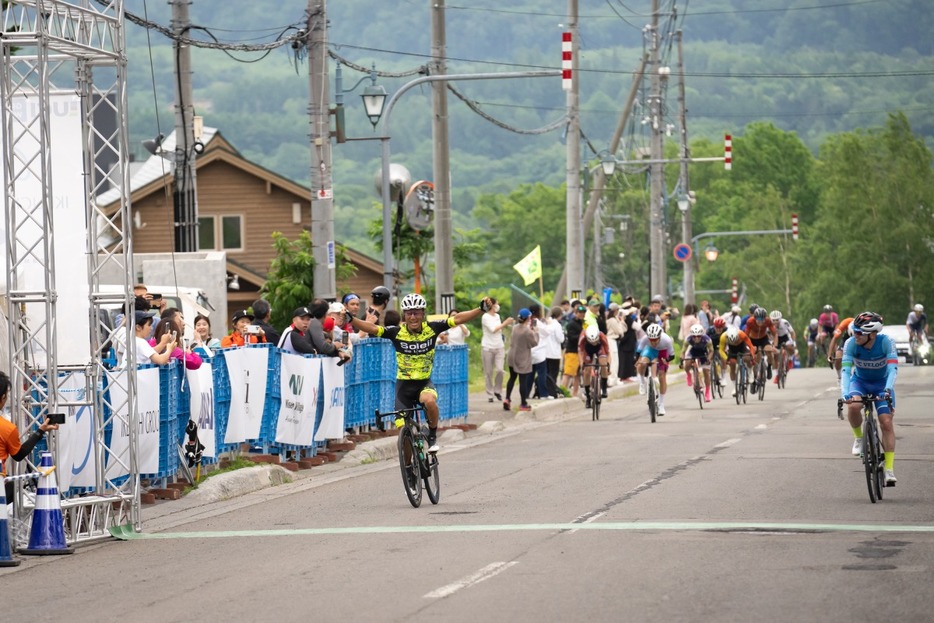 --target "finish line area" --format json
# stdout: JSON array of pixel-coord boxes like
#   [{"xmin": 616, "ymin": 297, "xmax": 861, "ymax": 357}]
[{"xmin": 109, "ymin": 521, "xmax": 934, "ymax": 541}]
